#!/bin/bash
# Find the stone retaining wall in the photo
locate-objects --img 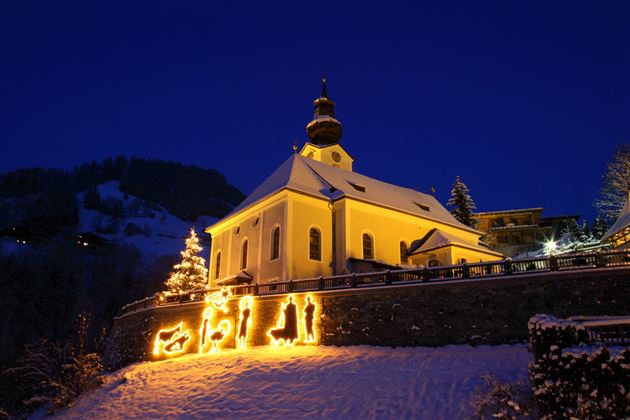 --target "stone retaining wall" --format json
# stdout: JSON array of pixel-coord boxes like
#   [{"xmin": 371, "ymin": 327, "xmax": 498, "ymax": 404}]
[{"xmin": 105, "ymin": 267, "xmax": 630, "ymax": 370}]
